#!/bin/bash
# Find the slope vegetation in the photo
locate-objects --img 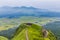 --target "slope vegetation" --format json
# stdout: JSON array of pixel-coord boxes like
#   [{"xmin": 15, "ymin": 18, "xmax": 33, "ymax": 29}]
[
  {"xmin": 0, "ymin": 36, "xmax": 8, "ymax": 40},
  {"xmin": 12, "ymin": 23, "xmax": 56, "ymax": 40}
]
